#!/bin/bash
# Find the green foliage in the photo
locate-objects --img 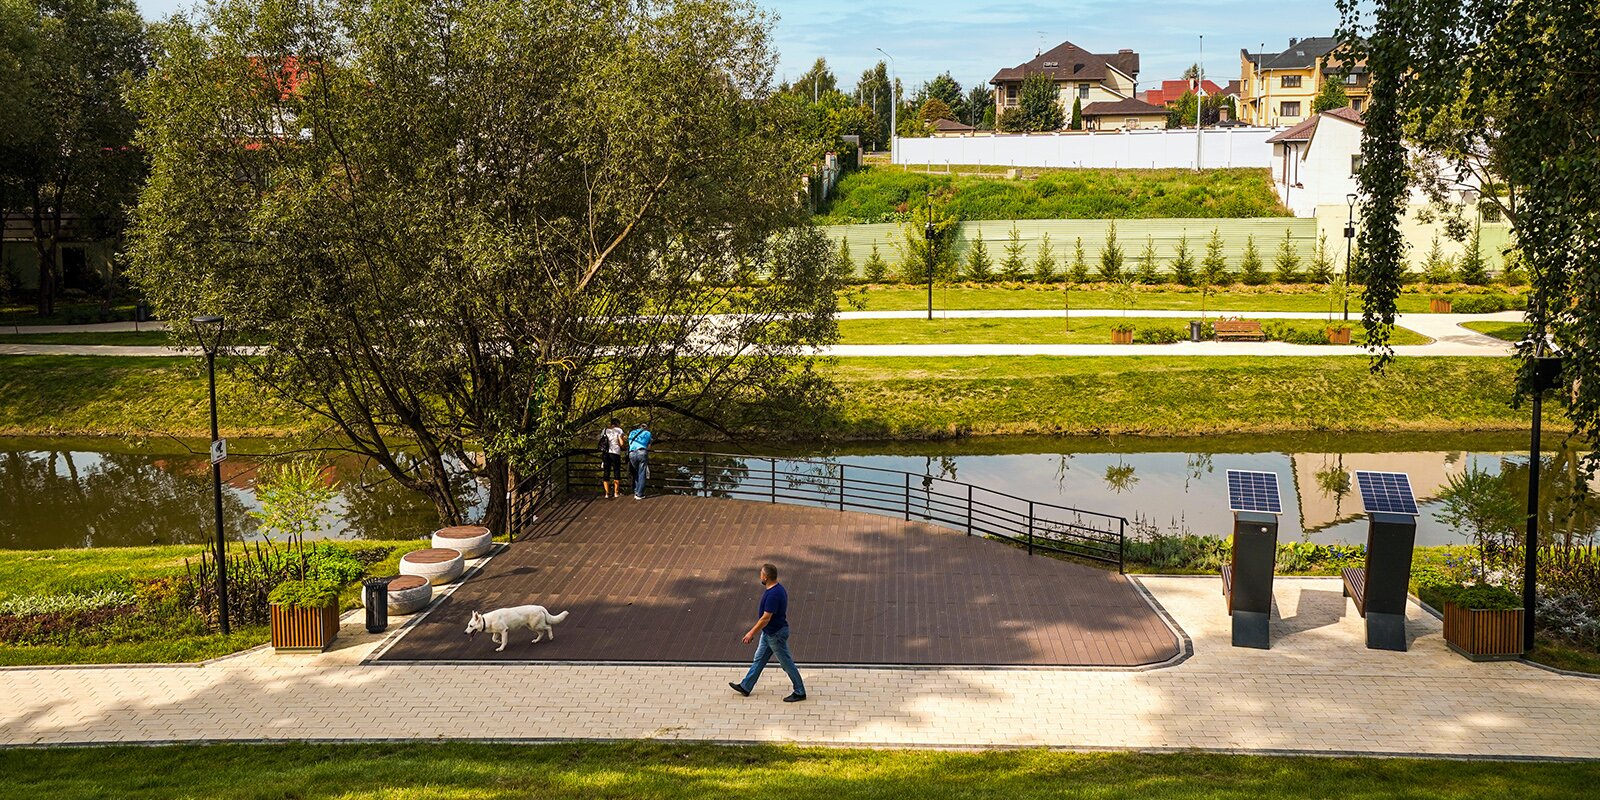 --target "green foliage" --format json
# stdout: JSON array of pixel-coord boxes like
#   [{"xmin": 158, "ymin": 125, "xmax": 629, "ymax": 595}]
[
  {"xmin": 1312, "ymin": 76, "xmax": 1350, "ymax": 112},
  {"xmin": 1108, "ymin": 275, "xmax": 1139, "ymax": 317},
  {"xmin": 1424, "ymin": 582, "xmax": 1524, "ymax": 611},
  {"xmin": 1032, "ymin": 233, "xmax": 1058, "ymax": 282},
  {"xmin": 1272, "ymin": 229, "xmax": 1302, "ymax": 283},
  {"xmin": 1065, "ymin": 236, "xmax": 1087, "ymax": 283},
  {"xmin": 266, "ymin": 579, "xmax": 339, "ymax": 610},
  {"xmin": 963, "ymin": 84, "xmax": 990, "ymax": 127},
  {"xmin": 1134, "ymin": 324, "xmax": 1184, "ymax": 344},
  {"xmin": 1237, "ymin": 235, "xmax": 1267, "ymax": 285},
  {"xmin": 1098, "ymin": 222, "xmax": 1124, "ymax": 281},
  {"xmin": 1448, "ymin": 293, "xmax": 1525, "ymax": 314},
  {"xmin": 0, "ymin": 589, "xmax": 135, "ymax": 616},
  {"xmin": 1307, "ymin": 233, "xmax": 1335, "ymax": 283},
  {"xmin": 1434, "ymin": 465, "xmax": 1522, "ymax": 579},
  {"xmin": 896, "ymin": 192, "xmax": 960, "ymax": 282},
  {"xmin": 1069, "ymin": 95, "xmax": 1083, "ymax": 131},
  {"xmin": 832, "ymin": 238, "xmax": 856, "ymax": 282},
  {"xmin": 1135, "ymin": 236, "xmax": 1161, "ymax": 284},
  {"xmin": 1169, "ymin": 235, "xmax": 1196, "ymax": 286},
  {"xmin": 1200, "ymin": 228, "xmax": 1229, "ymax": 287},
  {"xmin": 863, "ymin": 244, "xmax": 889, "ymax": 282},
  {"xmin": 816, "ymin": 167, "xmax": 1288, "ymax": 223},
  {"xmin": 918, "ymin": 97, "xmax": 952, "ymax": 123},
  {"xmin": 1420, "ymin": 235, "xmax": 1456, "ymax": 284},
  {"xmin": 962, "ymin": 231, "xmax": 993, "ymax": 282},
  {"xmin": 1018, "ymin": 72, "xmax": 1065, "ymax": 131},
  {"xmin": 999, "ymin": 225, "xmax": 1028, "ymax": 281},
  {"xmin": 1457, "ymin": 224, "xmax": 1489, "ymax": 285},
  {"xmin": 249, "ymin": 459, "xmax": 338, "ymax": 554}
]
